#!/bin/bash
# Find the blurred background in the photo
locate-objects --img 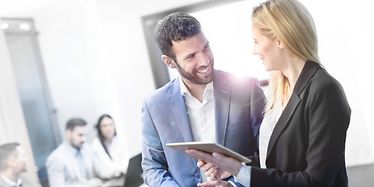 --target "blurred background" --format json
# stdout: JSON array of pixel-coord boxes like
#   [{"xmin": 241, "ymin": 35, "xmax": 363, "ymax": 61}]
[{"xmin": 0, "ymin": 0, "xmax": 373, "ymax": 186}]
